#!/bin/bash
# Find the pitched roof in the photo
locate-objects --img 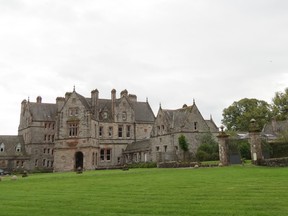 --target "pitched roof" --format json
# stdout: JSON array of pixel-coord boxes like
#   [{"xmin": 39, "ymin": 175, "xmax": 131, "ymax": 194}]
[
  {"xmin": 29, "ymin": 103, "xmax": 57, "ymax": 121},
  {"xmin": 262, "ymin": 120, "xmax": 288, "ymax": 140},
  {"xmin": 205, "ymin": 119, "xmax": 219, "ymax": 133},
  {"xmin": 132, "ymin": 102, "xmax": 155, "ymax": 123},
  {"xmin": 0, "ymin": 135, "xmax": 28, "ymax": 157},
  {"xmin": 124, "ymin": 139, "xmax": 151, "ymax": 153}
]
